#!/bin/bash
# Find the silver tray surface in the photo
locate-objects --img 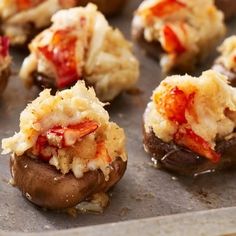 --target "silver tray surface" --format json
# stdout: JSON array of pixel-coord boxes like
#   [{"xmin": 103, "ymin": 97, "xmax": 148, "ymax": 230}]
[{"xmin": 1, "ymin": 0, "xmax": 236, "ymax": 234}]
